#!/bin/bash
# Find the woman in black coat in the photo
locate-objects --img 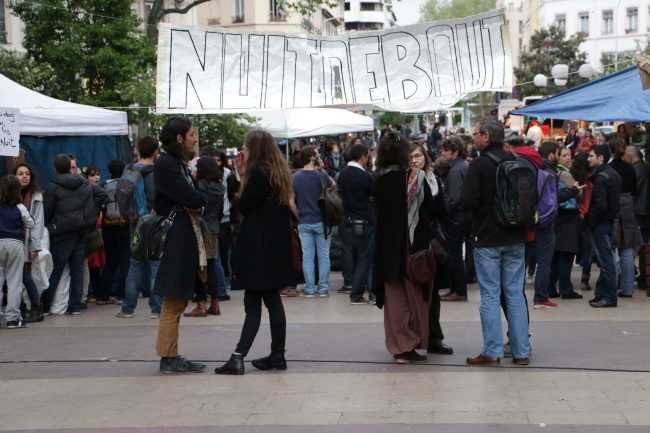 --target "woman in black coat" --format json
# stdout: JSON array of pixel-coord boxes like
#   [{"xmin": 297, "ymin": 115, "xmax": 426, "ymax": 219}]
[
  {"xmin": 372, "ymin": 132, "xmax": 439, "ymax": 364},
  {"xmin": 215, "ymin": 130, "xmax": 294, "ymax": 375},
  {"xmin": 154, "ymin": 117, "xmax": 208, "ymax": 374}
]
